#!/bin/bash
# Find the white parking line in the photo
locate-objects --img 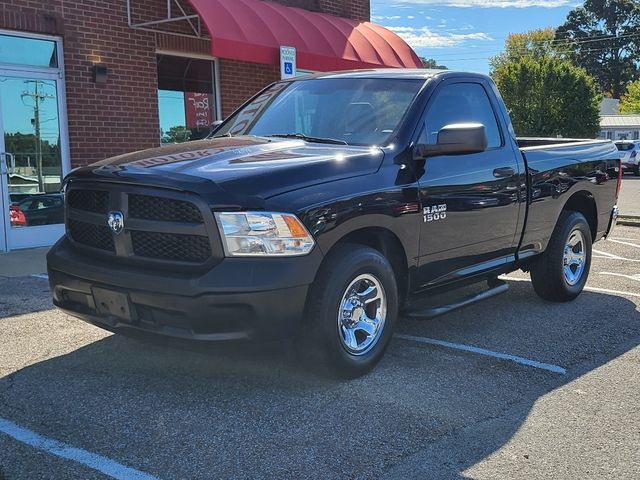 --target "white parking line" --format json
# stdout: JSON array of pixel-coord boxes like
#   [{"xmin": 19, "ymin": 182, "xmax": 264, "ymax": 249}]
[
  {"xmin": 31, "ymin": 273, "xmax": 49, "ymax": 280},
  {"xmin": 0, "ymin": 417, "xmax": 159, "ymax": 480},
  {"xmin": 607, "ymin": 239, "xmax": 640, "ymax": 249},
  {"xmin": 611, "ymin": 237, "xmax": 640, "ymax": 242},
  {"xmin": 599, "ymin": 271, "xmax": 640, "ymax": 282},
  {"xmin": 593, "ymin": 249, "xmax": 640, "ymax": 262},
  {"xmin": 395, "ymin": 334, "xmax": 566, "ymax": 374},
  {"xmin": 501, "ymin": 276, "xmax": 640, "ymax": 299}
]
